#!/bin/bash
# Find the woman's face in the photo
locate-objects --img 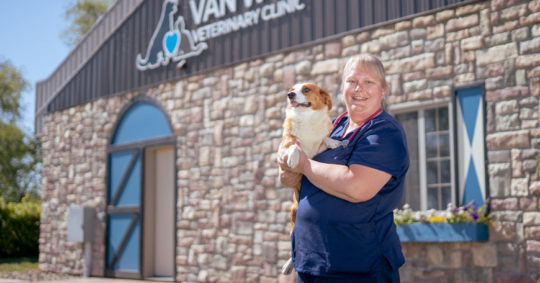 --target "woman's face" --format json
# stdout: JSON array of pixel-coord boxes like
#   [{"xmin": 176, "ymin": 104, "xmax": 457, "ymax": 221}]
[{"xmin": 342, "ymin": 65, "xmax": 386, "ymax": 126}]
